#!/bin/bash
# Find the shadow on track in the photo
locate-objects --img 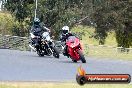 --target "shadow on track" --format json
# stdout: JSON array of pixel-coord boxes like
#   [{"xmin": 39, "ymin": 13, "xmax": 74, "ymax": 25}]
[
  {"xmin": 59, "ymin": 60, "xmax": 82, "ymax": 64},
  {"xmin": 23, "ymin": 53, "xmax": 55, "ymax": 59}
]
